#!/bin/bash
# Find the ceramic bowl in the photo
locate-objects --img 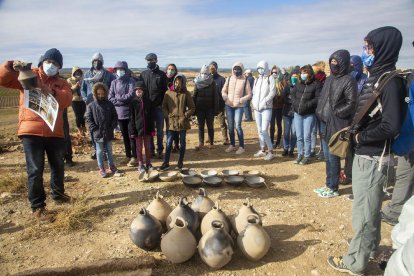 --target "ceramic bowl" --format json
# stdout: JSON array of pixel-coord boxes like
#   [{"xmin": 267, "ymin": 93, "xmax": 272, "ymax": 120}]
[
  {"xmin": 159, "ymin": 171, "xmax": 179, "ymax": 182},
  {"xmin": 224, "ymin": 176, "xmax": 244, "ymax": 187},
  {"xmin": 245, "ymin": 176, "xmax": 266, "ymax": 188},
  {"xmin": 222, "ymin": 169, "xmax": 239, "ymax": 176},
  {"xmin": 200, "ymin": 169, "xmax": 218, "ymax": 178},
  {"xmin": 138, "ymin": 170, "xmax": 159, "ymax": 182},
  {"xmin": 203, "ymin": 176, "xmax": 223, "ymax": 187},
  {"xmin": 182, "ymin": 176, "xmax": 203, "ymax": 188},
  {"xmin": 180, "ymin": 169, "xmax": 198, "ymax": 178},
  {"xmin": 244, "ymin": 170, "xmax": 261, "ymax": 177}
]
